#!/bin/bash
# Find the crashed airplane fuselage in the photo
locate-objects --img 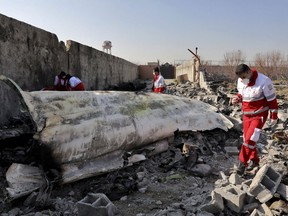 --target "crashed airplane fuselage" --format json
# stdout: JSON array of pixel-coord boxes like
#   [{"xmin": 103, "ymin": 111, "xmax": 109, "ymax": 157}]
[{"xmin": 0, "ymin": 75, "xmax": 233, "ymax": 184}]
